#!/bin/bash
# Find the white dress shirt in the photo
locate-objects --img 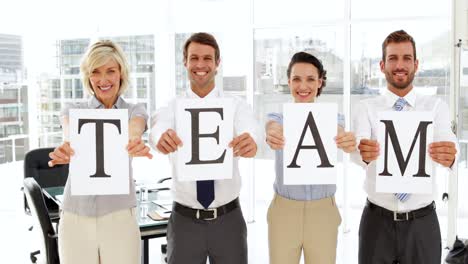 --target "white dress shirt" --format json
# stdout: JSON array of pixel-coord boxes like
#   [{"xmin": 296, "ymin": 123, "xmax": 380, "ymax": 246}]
[
  {"xmin": 150, "ymin": 87, "xmax": 261, "ymax": 209},
  {"xmin": 351, "ymin": 89, "xmax": 458, "ymax": 212}
]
